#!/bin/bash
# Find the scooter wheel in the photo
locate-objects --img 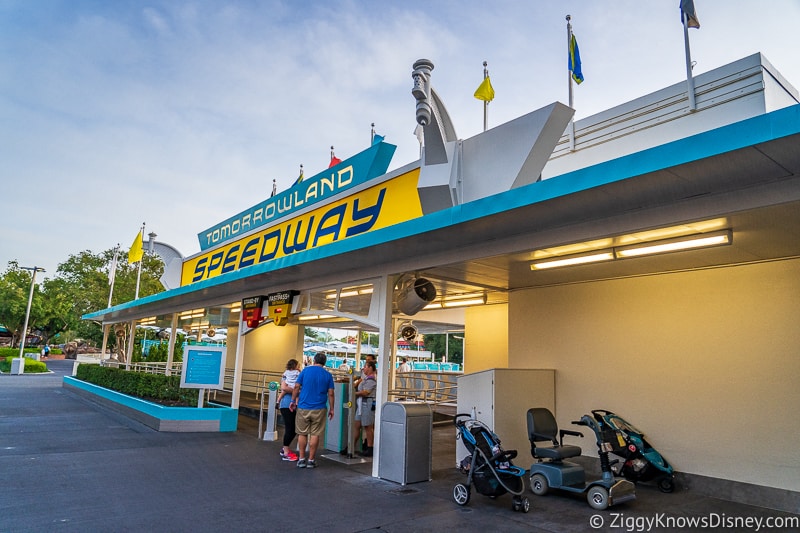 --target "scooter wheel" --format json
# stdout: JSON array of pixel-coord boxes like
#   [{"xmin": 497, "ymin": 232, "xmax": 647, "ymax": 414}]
[
  {"xmin": 587, "ymin": 485, "xmax": 609, "ymax": 511},
  {"xmin": 453, "ymin": 483, "xmax": 470, "ymax": 506},
  {"xmin": 530, "ymin": 473, "xmax": 549, "ymax": 496},
  {"xmin": 658, "ymin": 477, "xmax": 675, "ymax": 493}
]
